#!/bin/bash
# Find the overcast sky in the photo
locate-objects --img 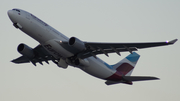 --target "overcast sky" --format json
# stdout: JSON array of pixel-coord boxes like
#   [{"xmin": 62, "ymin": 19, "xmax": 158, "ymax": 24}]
[{"xmin": 0, "ymin": 0, "xmax": 180, "ymax": 101}]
